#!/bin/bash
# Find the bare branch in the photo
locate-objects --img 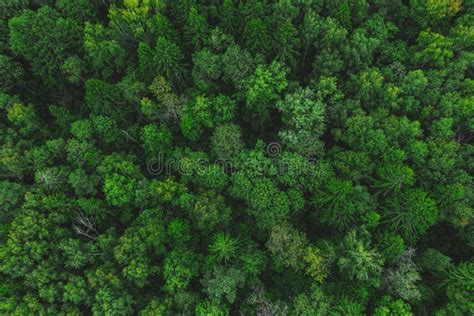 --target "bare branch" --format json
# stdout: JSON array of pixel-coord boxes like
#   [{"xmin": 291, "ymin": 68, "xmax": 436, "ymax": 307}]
[{"xmin": 73, "ymin": 212, "xmax": 99, "ymax": 241}]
